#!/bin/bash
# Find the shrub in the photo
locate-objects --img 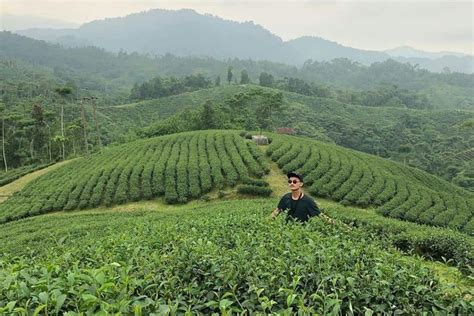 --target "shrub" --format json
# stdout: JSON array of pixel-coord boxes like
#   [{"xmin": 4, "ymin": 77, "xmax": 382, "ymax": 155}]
[
  {"xmin": 242, "ymin": 177, "xmax": 269, "ymax": 187},
  {"xmin": 237, "ymin": 184, "xmax": 272, "ymax": 196}
]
